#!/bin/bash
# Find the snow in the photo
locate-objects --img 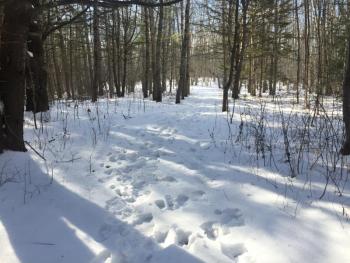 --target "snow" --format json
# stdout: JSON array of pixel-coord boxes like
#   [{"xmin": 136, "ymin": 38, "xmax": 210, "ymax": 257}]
[{"xmin": 0, "ymin": 84, "xmax": 350, "ymax": 263}]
